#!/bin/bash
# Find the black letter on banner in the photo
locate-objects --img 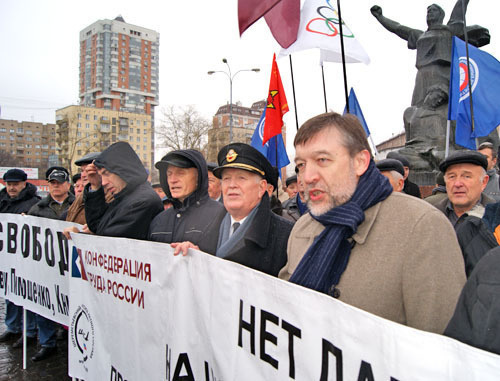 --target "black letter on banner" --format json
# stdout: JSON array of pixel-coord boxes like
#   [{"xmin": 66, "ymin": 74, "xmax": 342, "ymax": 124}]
[
  {"xmin": 32, "ymin": 226, "xmax": 42, "ymax": 261},
  {"xmin": 165, "ymin": 344, "xmax": 171, "ymax": 381},
  {"xmin": 21, "ymin": 224, "xmax": 30, "ymax": 258},
  {"xmin": 57, "ymin": 232, "xmax": 69, "ymax": 275},
  {"xmin": 260, "ymin": 310, "xmax": 279, "ymax": 369},
  {"xmin": 172, "ymin": 353, "xmax": 195, "ymax": 381},
  {"xmin": 44, "ymin": 228, "xmax": 55, "ymax": 267},
  {"xmin": 7, "ymin": 223, "xmax": 17, "ymax": 253},
  {"xmin": 320, "ymin": 338, "xmax": 343, "ymax": 381},
  {"xmin": 238, "ymin": 299, "xmax": 255, "ymax": 355},
  {"xmin": 357, "ymin": 360, "xmax": 375, "ymax": 381},
  {"xmin": 110, "ymin": 365, "xmax": 117, "ymax": 380},
  {"xmin": 0, "ymin": 222, "xmax": 3, "ymax": 251},
  {"xmin": 282, "ymin": 319, "xmax": 301, "ymax": 379}
]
